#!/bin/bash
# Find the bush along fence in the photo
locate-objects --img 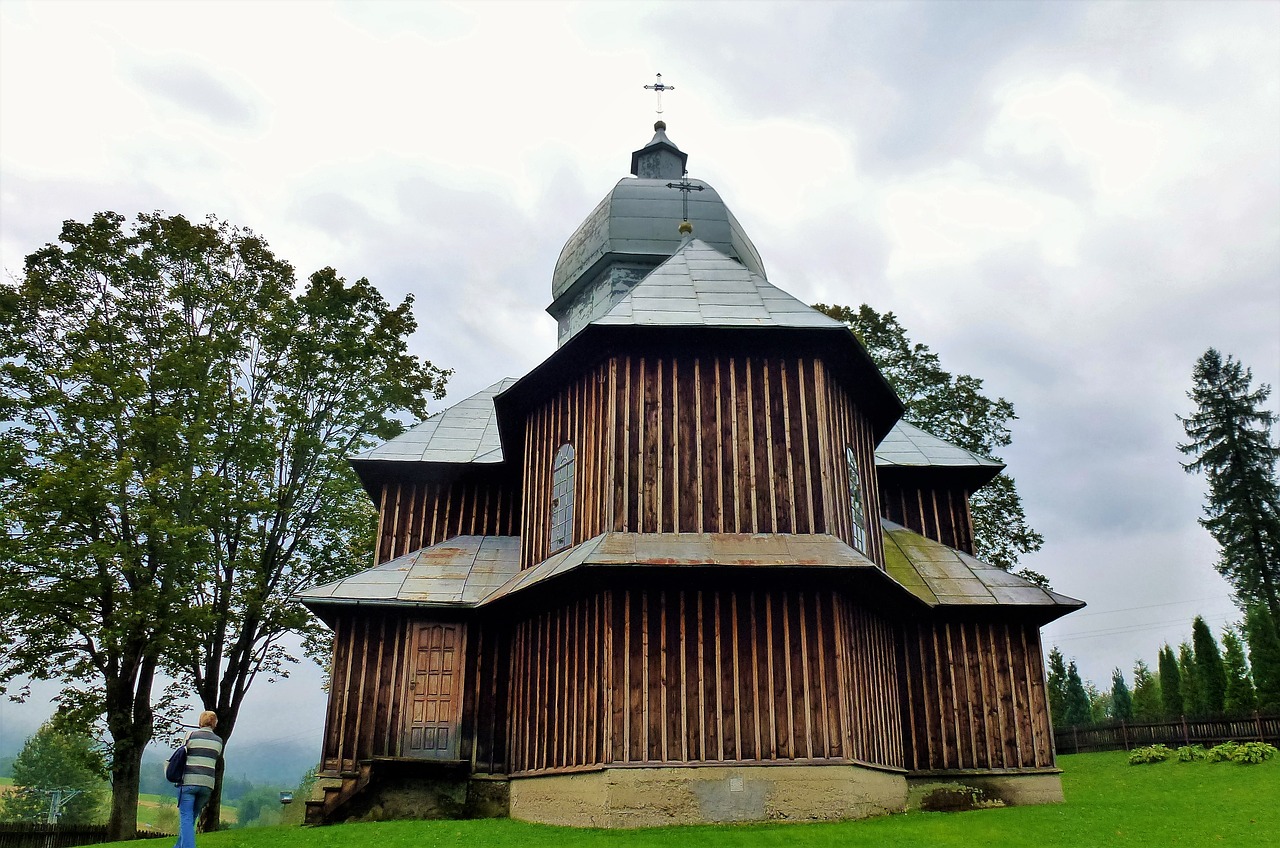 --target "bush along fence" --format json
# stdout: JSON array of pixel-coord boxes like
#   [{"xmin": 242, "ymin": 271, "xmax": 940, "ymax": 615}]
[
  {"xmin": 1054, "ymin": 712, "xmax": 1280, "ymax": 754},
  {"xmin": 0, "ymin": 824, "xmax": 172, "ymax": 848}
]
